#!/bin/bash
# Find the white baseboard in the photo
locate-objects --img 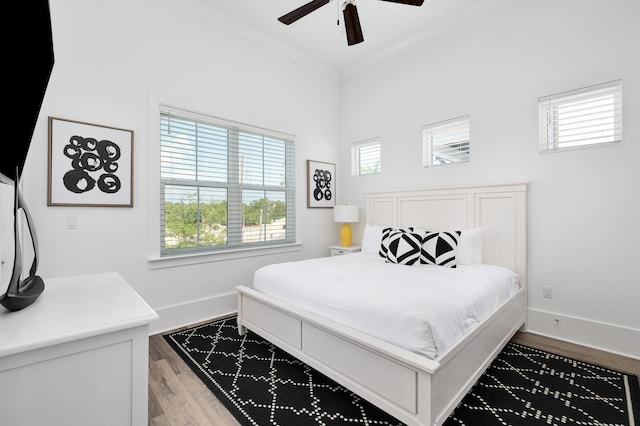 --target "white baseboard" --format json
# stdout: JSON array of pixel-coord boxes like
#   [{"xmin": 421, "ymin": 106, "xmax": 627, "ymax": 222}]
[
  {"xmin": 149, "ymin": 292, "xmax": 237, "ymax": 335},
  {"xmin": 148, "ymin": 301, "xmax": 640, "ymax": 361},
  {"xmin": 526, "ymin": 308, "xmax": 640, "ymax": 360}
]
